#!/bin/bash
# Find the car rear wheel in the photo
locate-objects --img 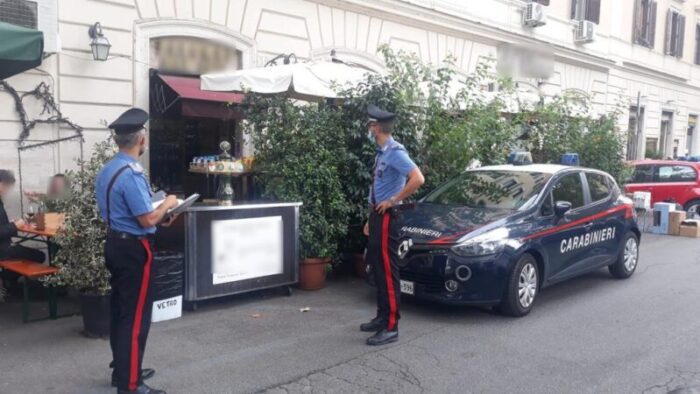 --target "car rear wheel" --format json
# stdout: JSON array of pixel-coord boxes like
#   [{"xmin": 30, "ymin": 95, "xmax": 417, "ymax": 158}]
[
  {"xmin": 684, "ymin": 199, "xmax": 700, "ymax": 219},
  {"xmin": 498, "ymin": 254, "xmax": 538, "ymax": 317},
  {"xmin": 608, "ymin": 232, "xmax": 639, "ymax": 279}
]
